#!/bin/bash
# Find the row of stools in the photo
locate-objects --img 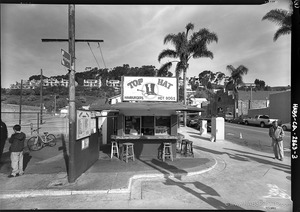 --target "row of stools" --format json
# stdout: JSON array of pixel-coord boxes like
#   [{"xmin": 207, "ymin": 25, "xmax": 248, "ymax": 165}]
[
  {"xmin": 111, "ymin": 141, "xmax": 177, "ymax": 162},
  {"xmin": 111, "ymin": 141, "xmax": 135, "ymax": 163}
]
